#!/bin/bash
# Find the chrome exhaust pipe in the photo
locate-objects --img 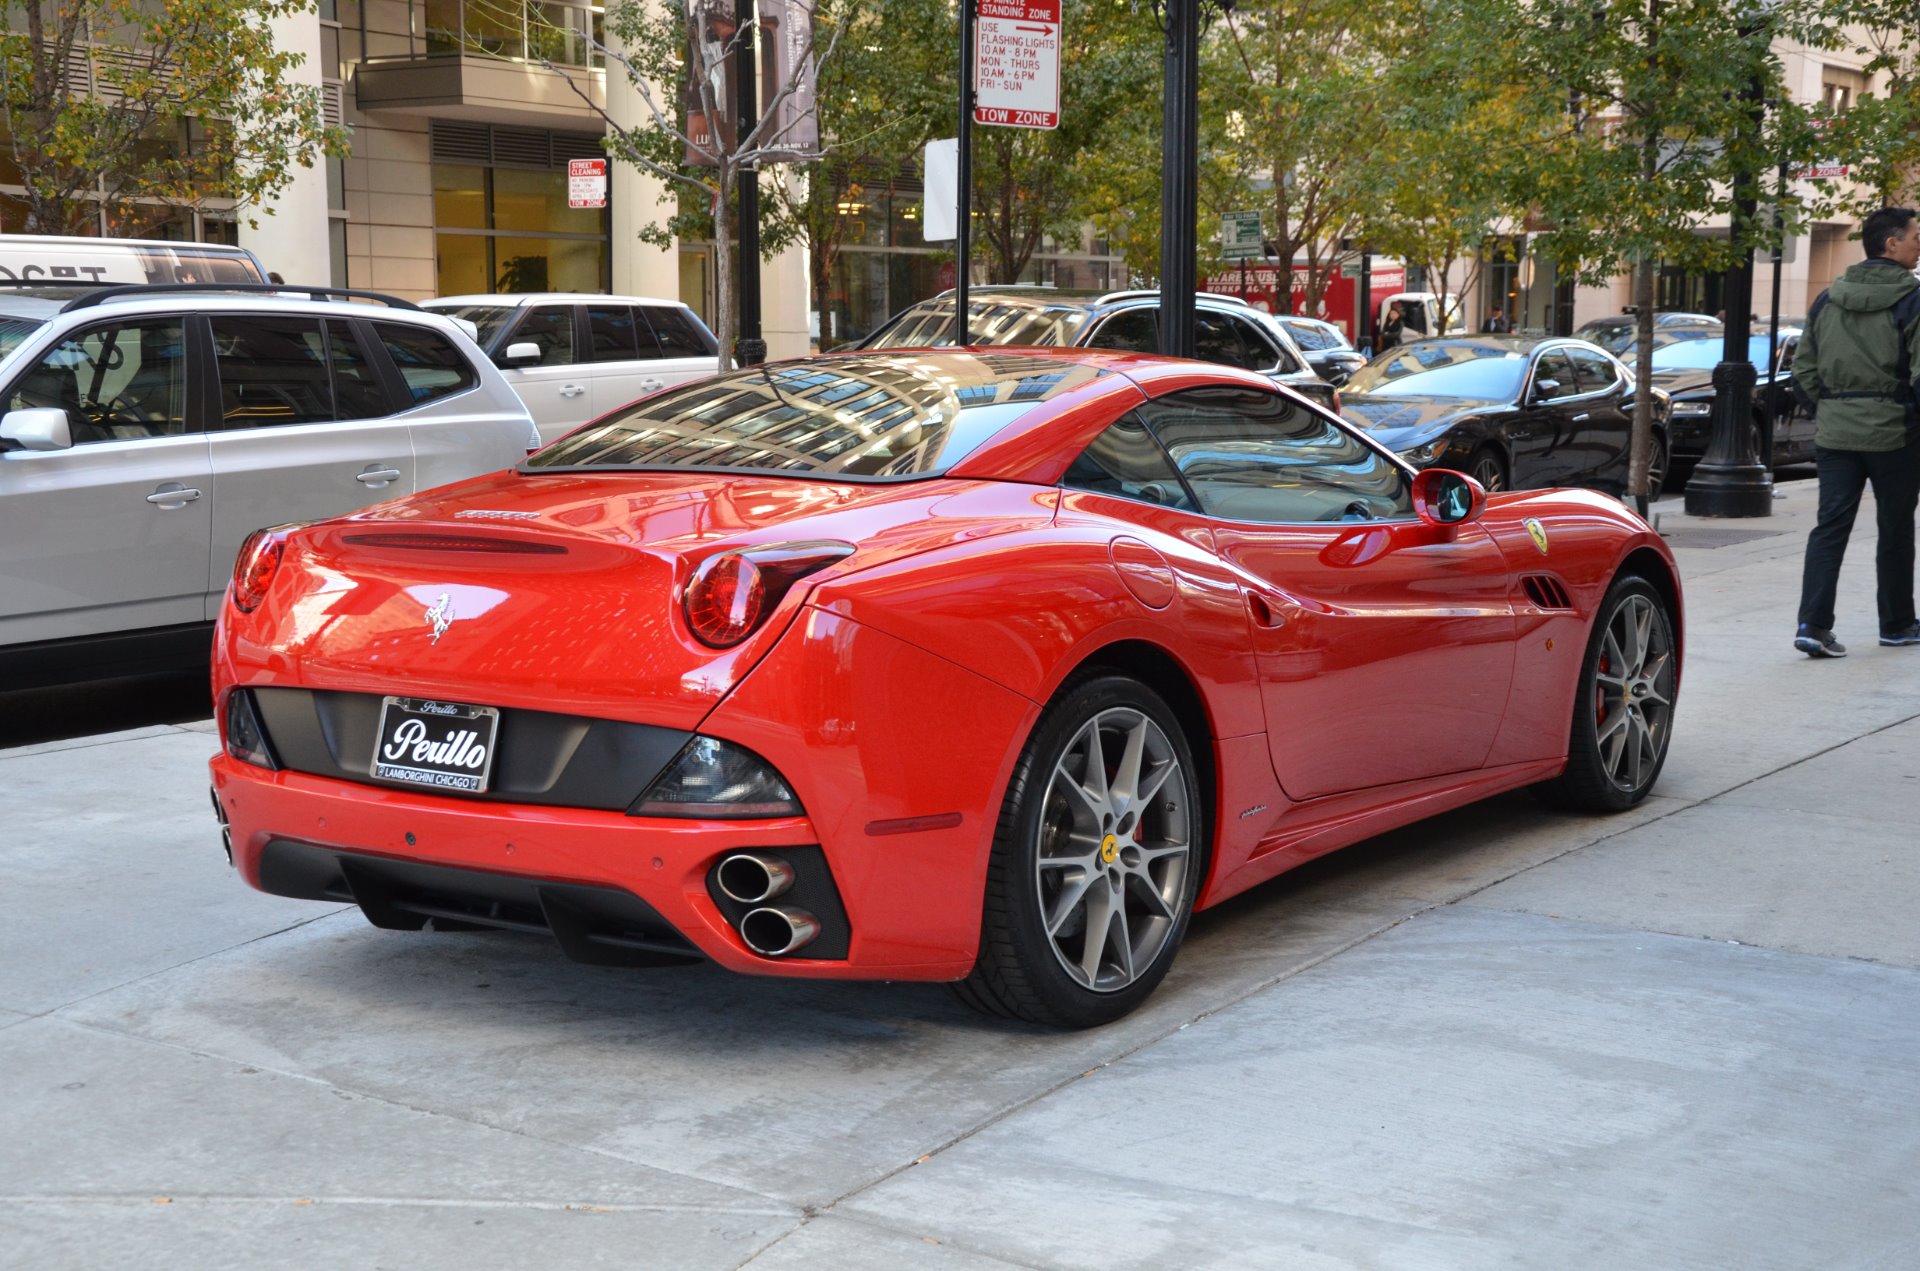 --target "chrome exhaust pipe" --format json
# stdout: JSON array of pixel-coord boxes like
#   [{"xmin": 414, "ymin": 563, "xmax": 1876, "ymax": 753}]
[
  {"xmin": 716, "ymin": 852, "xmax": 795, "ymax": 905},
  {"xmin": 740, "ymin": 907, "xmax": 820, "ymax": 957},
  {"xmin": 210, "ymin": 787, "xmax": 233, "ymax": 868}
]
